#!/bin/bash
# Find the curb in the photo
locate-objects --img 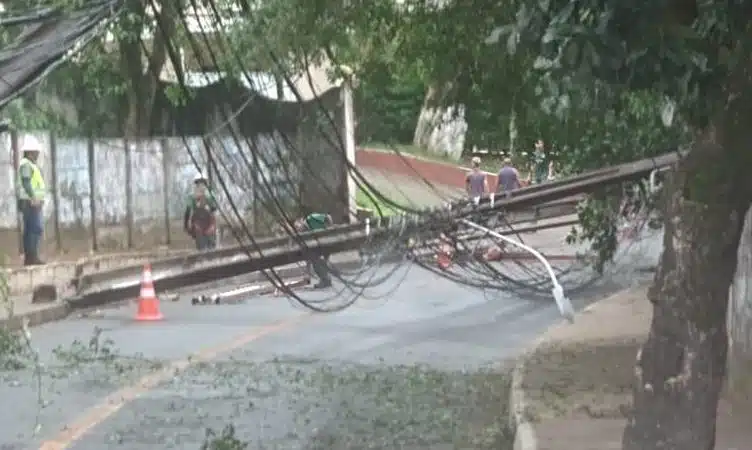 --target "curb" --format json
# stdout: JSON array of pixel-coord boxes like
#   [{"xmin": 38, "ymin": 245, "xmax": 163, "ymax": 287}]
[
  {"xmin": 0, "ymin": 253, "xmax": 409, "ymax": 331},
  {"xmin": 509, "ymin": 332, "xmax": 545, "ymax": 450},
  {"xmin": 507, "ymin": 287, "xmax": 639, "ymax": 450},
  {"xmin": 0, "ymin": 302, "xmax": 71, "ymax": 332}
]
